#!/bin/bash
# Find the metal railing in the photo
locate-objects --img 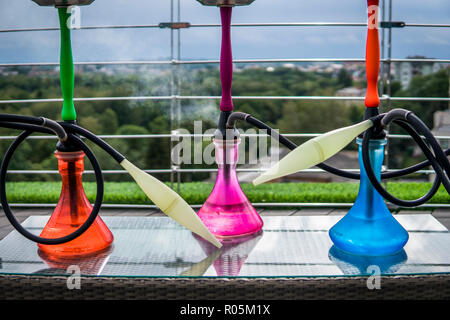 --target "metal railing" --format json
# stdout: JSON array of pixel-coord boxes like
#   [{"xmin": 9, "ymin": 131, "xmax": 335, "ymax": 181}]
[
  {"xmin": 2, "ymin": 57, "xmax": 450, "ymax": 68},
  {"xmin": 1, "ymin": 21, "xmax": 449, "ymax": 33},
  {"xmin": 1, "ymin": 95, "xmax": 449, "ymax": 105},
  {"xmin": 0, "ymin": 0, "xmax": 449, "ymax": 209}
]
